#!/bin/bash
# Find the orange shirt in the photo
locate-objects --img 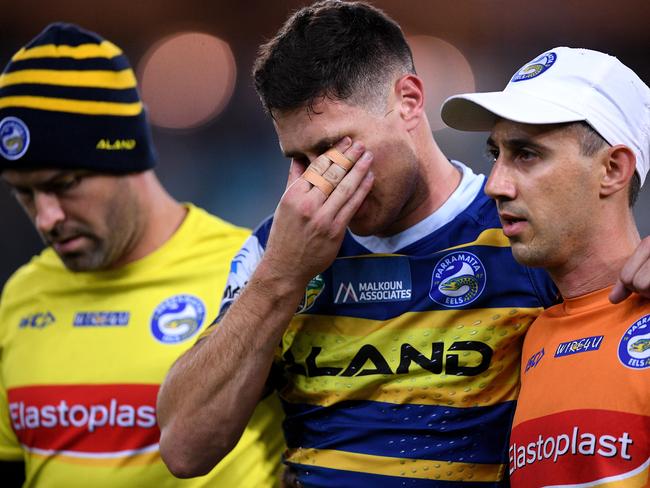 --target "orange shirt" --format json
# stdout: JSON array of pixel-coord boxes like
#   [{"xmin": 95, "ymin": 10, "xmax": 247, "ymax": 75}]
[{"xmin": 510, "ymin": 287, "xmax": 650, "ymax": 487}]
